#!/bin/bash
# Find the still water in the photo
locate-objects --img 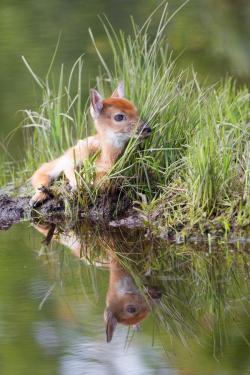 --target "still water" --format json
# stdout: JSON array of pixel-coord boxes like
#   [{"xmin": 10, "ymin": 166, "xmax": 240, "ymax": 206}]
[{"xmin": 0, "ymin": 221, "xmax": 249, "ymax": 375}]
